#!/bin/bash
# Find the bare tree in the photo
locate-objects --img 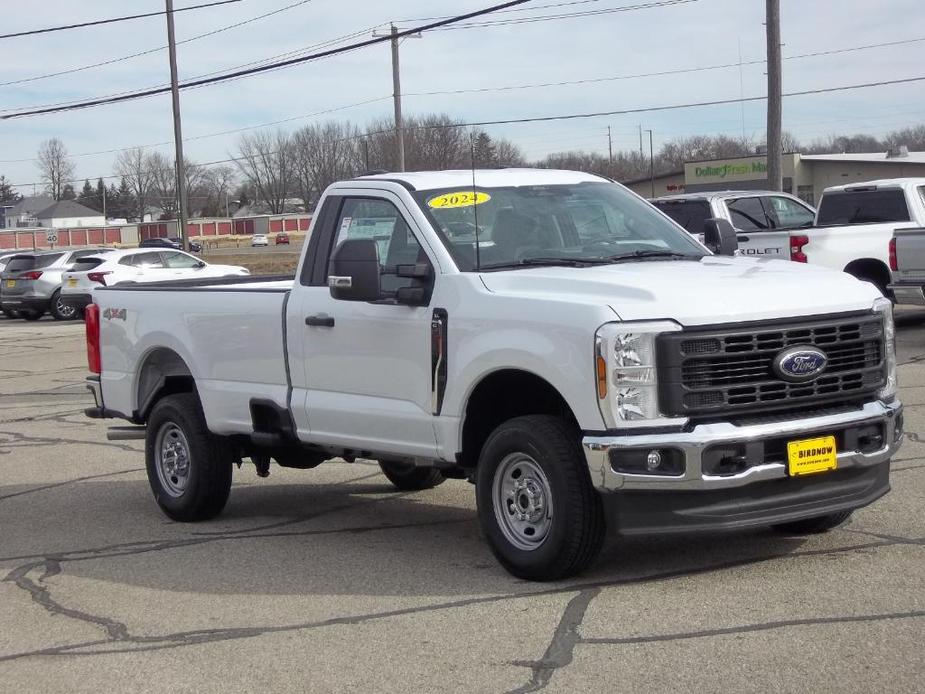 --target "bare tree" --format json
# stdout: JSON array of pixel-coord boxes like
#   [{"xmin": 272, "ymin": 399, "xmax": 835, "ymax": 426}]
[
  {"xmin": 149, "ymin": 153, "xmax": 206, "ymax": 219},
  {"xmin": 114, "ymin": 147, "xmax": 156, "ymax": 221},
  {"xmin": 198, "ymin": 165, "xmax": 237, "ymax": 216},
  {"xmin": 234, "ymin": 130, "xmax": 292, "ymax": 214},
  {"xmin": 292, "ymin": 121, "xmax": 363, "ymax": 208},
  {"xmin": 37, "ymin": 138, "xmax": 75, "ymax": 200}
]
